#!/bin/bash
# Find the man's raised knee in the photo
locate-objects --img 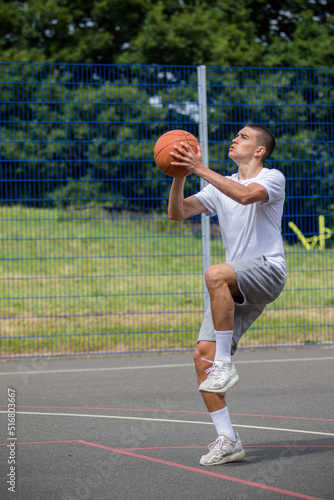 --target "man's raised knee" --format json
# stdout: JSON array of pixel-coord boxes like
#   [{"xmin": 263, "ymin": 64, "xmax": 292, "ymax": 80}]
[
  {"xmin": 205, "ymin": 265, "xmax": 226, "ymax": 291},
  {"xmin": 205, "ymin": 264, "xmax": 240, "ymax": 298}
]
